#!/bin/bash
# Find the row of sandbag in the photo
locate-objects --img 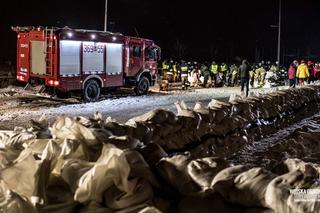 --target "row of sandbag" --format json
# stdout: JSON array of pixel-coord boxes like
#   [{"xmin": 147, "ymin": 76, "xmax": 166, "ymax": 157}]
[
  {"xmin": 120, "ymin": 86, "xmax": 320, "ymax": 153},
  {"xmin": 0, "ymin": 122, "xmax": 166, "ymax": 212},
  {"xmin": 258, "ymin": 114, "xmax": 320, "ymax": 170},
  {"xmin": 2, "ymin": 120, "xmax": 320, "ymax": 213},
  {"xmin": 153, "ymin": 150, "xmax": 320, "ymax": 213}
]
